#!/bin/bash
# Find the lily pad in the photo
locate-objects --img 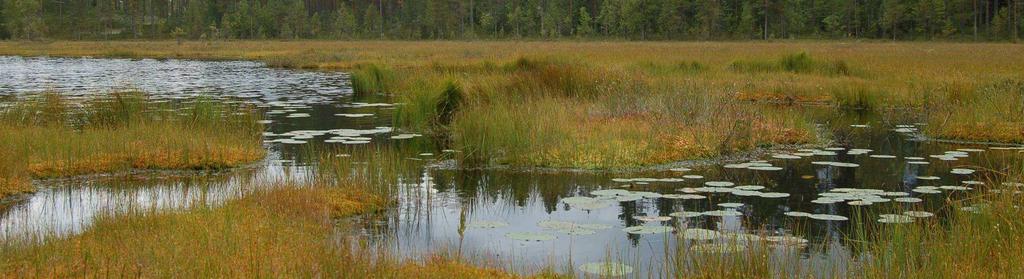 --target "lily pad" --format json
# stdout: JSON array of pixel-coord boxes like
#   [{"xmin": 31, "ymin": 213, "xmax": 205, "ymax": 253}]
[
  {"xmin": 951, "ymin": 168, "xmax": 976, "ymax": 175},
  {"xmin": 615, "ymin": 195, "xmax": 643, "ymax": 202},
  {"xmin": 878, "ymin": 214, "xmax": 915, "ymax": 224},
  {"xmin": 623, "ymin": 225, "xmax": 674, "ymax": 235},
  {"xmin": 880, "ymin": 192, "xmax": 910, "ymax": 197},
  {"xmin": 749, "ymin": 166, "xmax": 784, "ymax": 171},
  {"xmin": 758, "ymin": 192, "xmax": 790, "ymax": 198},
  {"xmin": 772, "ymin": 154, "xmax": 802, "ymax": 159},
  {"xmin": 811, "ymin": 198, "xmax": 842, "ymax": 204},
  {"xmin": 830, "ymin": 162, "xmax": 861, "ymax": 168},
  {"xmin": 562, "ymin": 196, "xmax": 598, "ymax": 205},
  {"xmin": 669, "ymin": 211, "xmax": 703, "ymax": 218},
  {"xmin": 695, "ymin": 187, "xmax": 735, "ymax": 193},
  {"xmin": 731, "ymin": 190, "xmax": 762, "ymax": 197},
  {"xmin": 634, "ymin": 215, "xmax": 672, "ymax": 222},
  {"xmin": 724, "ymin": 163, "xmax": 750, "ymax": 169},
  {"xmin": 912, "ymin": 188, "xmax": 942, "ymax": 194},
  {"xmin": 591, "ymin": 189, "xmax": 631, "ymax": 196},
  {"xmin": 894, "ymin": 197, "xmax": 924, "ymax": 203},
  {"xmin": 784, "ymin": 211, "xmax": 812, "ymax": 217},
  {"xmin": 734, "ymin": 185, "xmax": 766, "ymax": 191},
  {"xmin": 903, "ymin": 211, "xmax": 934, "ymax": 218},
  {"xmin": 957, "ymin": 148, "xmax": 985, "ymax": 152},
  {"xmin": 705, "ymin": 181, "xmax": 735, "ymax": 187},
  {"xmin": 809, "ymin": 214, "xmax": 848, "ymax": 221},
  {"xmin": 703, "ymin": 210, "xmax": 743, "ymax": 217},
  {"xmin": 847, "ymin": 200, "xmax": 873, "ymax": 206}
]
